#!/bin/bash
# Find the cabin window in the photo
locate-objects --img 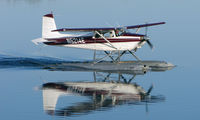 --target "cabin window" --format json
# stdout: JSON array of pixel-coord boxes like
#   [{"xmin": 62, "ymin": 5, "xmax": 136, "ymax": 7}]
[
  {"xmin": 104, "ymin": 32, "xmax": 111, "ymax": 38},
  {"xmin": 115, "ymin": 30, "xmax": 123, "ymax": 37}
]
